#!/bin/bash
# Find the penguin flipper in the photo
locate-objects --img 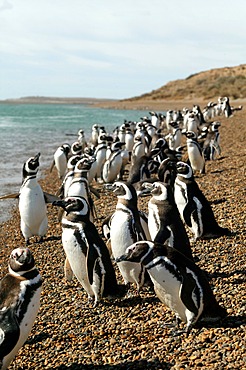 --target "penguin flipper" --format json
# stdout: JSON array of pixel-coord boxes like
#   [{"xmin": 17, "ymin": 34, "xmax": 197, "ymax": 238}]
[
  {"xmin": 0, "ymin": 308, "xmax": 20, "ymax": 360},
  {"xmin": 89, "ymin": 186, "xmax": 100, "ymax": 199},
  {"xmin": 43, "ymin": 192, "xmax": 61, "ymax": 204},
  {"xmin": 87, "ymin": 243, "xmax": 100, "ymax": 285},
  {"xmin": 179, "ymin": 271, "xmax": 199, "ymax": 316},
  {"xmin": 0, "ymin": 193, "xmax": 19, "ymax": 200},
  {"xmin": 49, "ymin": 160, "xmax": 55, "ymax": 173},
  {"xmin": 183, "ymin": 202, "xmax": 197, "ymax": 227}
]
